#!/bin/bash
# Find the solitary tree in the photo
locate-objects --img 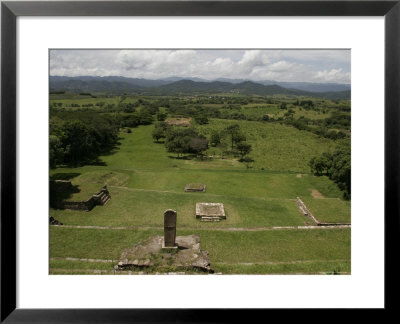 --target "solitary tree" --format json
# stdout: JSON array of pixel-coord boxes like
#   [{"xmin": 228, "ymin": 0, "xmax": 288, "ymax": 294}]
[
  {"xmin": 224, "ymin": 124, "xmax": 240, "ymax": 150},
  {"xmin": 241, "ymin": 156, "xmax": 255, "ymax": 169},
  {"xmin": 236, "ymin": 142, "xmax": 252, "ymax": 158},
  {"xmin": 152, "ymin": 127, "xmax": 166, "ymax": 143},
  {"xmin": 233, "ymin": 132, "xmax": 246, "ymax": 147}
]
